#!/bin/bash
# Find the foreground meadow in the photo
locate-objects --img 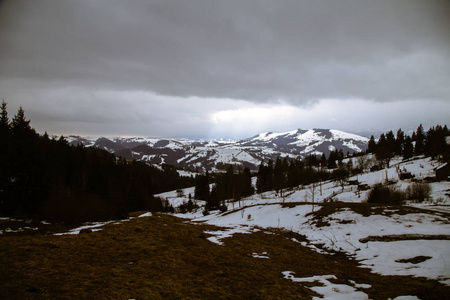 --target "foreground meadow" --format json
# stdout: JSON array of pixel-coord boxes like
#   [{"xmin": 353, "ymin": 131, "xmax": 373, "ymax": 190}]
[{"xmin": 1, "ymin": 211, "xmax": 448, "ymax": 299}]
